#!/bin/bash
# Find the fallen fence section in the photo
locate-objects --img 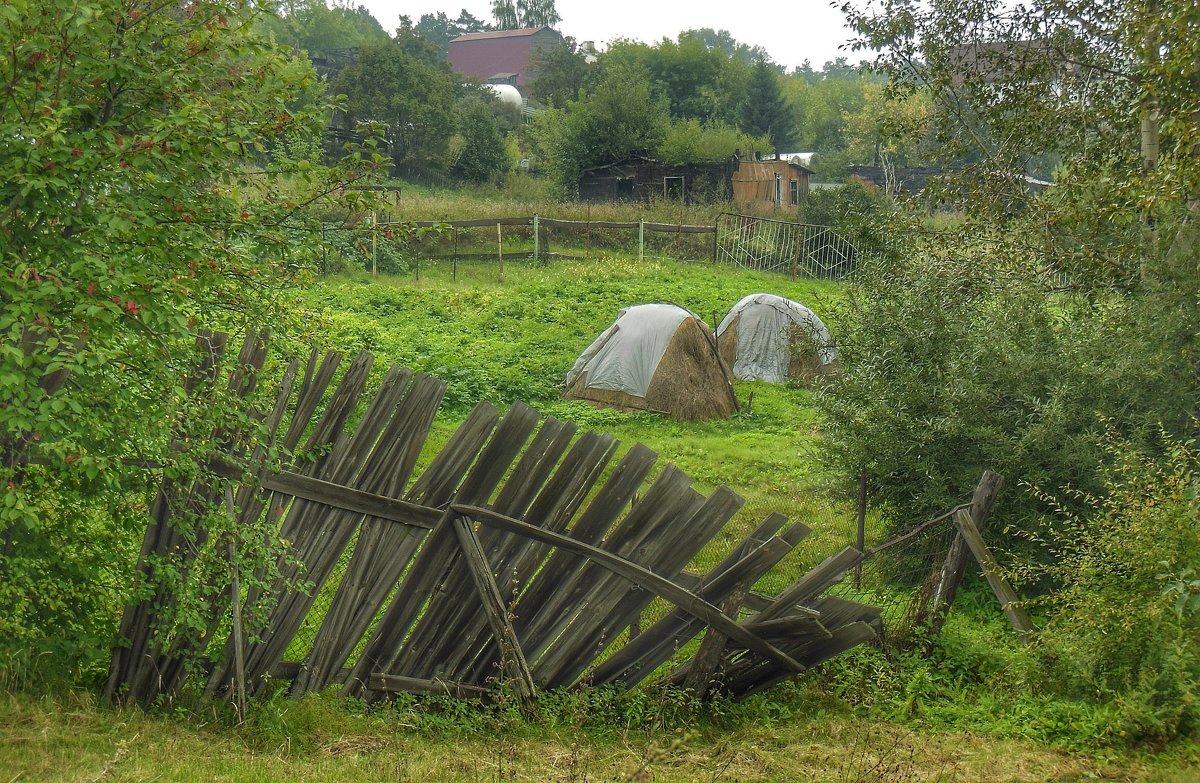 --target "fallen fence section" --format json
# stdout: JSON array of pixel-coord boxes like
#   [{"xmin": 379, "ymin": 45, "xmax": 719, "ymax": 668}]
[{"xmin": 105, "ymin": 333, "xmax": 881, "ymax": 708}]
